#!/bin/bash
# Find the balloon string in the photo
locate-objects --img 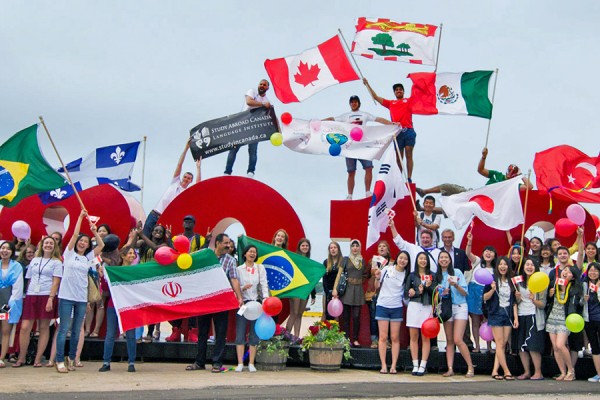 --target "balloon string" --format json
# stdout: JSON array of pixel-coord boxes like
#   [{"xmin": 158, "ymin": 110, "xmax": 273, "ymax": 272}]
[{"xmin": 547, "ymin": 180, "xmax": 592, "ymax": 214}]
